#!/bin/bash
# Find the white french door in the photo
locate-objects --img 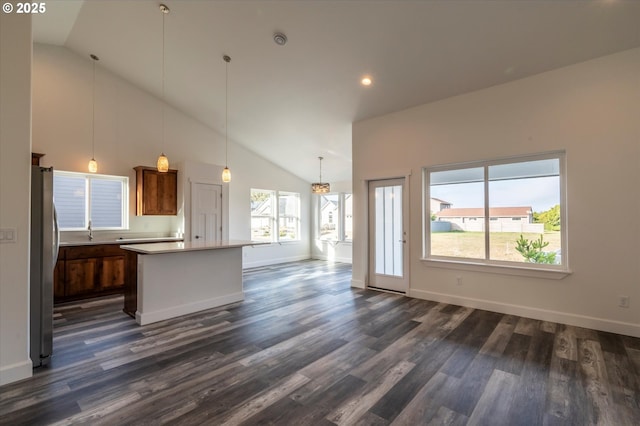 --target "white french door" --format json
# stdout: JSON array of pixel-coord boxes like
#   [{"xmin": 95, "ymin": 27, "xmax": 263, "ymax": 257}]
[{"xmin": 368, "ymin": 178, "xmax": 408, "ymax": 293}]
